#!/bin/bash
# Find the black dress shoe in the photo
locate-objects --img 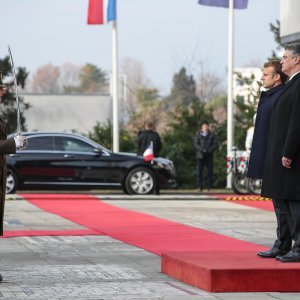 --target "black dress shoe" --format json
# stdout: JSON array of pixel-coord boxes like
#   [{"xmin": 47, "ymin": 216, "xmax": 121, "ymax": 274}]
[
  {"xmin": 257, "ymin": 248, "xmax": 289, "ymax": 258},
  {"xmin": 277, "ymin": 251, "xmax": 300, "ymax": 263},
  {"xmin": 0, "ymin": 274, "xmax": 2, "ymax": 282}
]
